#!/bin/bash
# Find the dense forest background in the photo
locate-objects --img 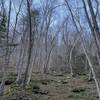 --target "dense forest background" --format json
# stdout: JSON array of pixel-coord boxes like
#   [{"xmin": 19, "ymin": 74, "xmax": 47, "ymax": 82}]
[{"xmin": 0, "ymin": 0, "xmax": 100, "ymax": 99}]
